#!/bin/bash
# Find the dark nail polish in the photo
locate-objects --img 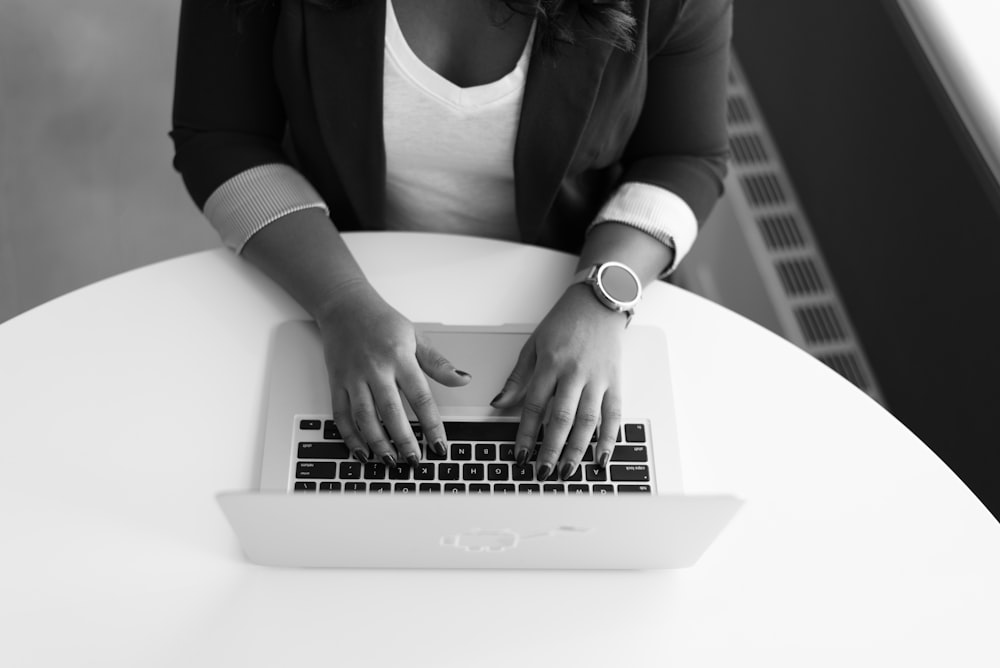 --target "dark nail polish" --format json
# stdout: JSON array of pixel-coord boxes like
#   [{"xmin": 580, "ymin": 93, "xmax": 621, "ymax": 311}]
[
  {"xmin": 432, "ymin": 440, "xmax": 447, "ymax": 457},
  {"xmin": 537, "ymin": 463, "xmax": 552, "ymax": 482},
  {"xmin": 560, "ymin": 462, "xmax": 576, "ymax": 481},
  {"xmin": 516, "ymin": 448, "xmax": 529, "ymax": 466},
  {"xmin": 382, "ymin": 454, "xmax": 397, "ymax": 467},
  {"xmin": 598, "ymin": 452, "xmax": 610, "ymax": 469},
  {"xmin": 455, "ymin": 369, "xmax": 471, "ymax": 378},
  {"xmin": 352, "ymin": 449, "xmax": 369, "ymax": 463},
  {"xmin": 491, "ymin": 392, "xmax": 505, "ymax": 406},
  {"xmin": 406, "ymin": 453, "xmax": 420, "ymax": 467}
]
